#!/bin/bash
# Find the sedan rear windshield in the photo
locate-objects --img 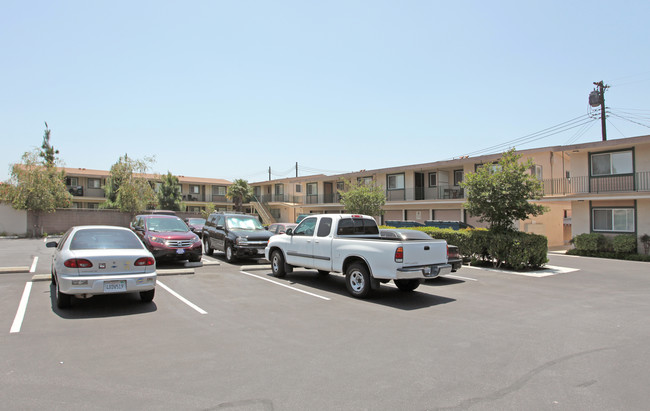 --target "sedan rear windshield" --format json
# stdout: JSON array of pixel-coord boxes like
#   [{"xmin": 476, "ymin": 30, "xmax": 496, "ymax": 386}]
[
  {"xmin": 70, "ymin": 229, "xmax": 145, "ymax": 250},
  {"xmin": 337, "ymin": 218, "xmax": 379, "ymax": 235}
]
